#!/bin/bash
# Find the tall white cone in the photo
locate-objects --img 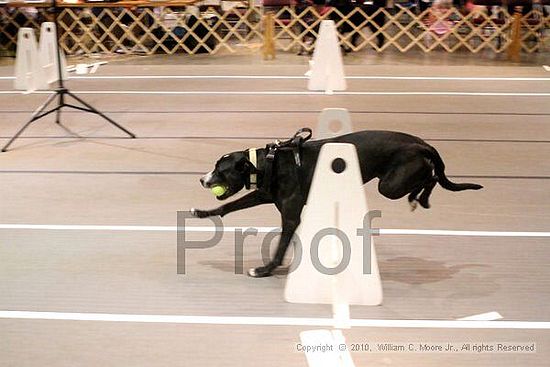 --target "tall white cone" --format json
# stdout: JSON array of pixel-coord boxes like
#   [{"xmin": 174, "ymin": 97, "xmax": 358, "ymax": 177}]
[
  {"xmin": 285, "ymin": 143, "xmax": 383, "ymax": 306},
  {"xmin": 38, "ymin": 22, "xmax": 68, "ymax": 86},
  {"xmin": 14, "ymin": 28, "xmax": 42, "ymax": 92},
  {"xmin": 317, "ymin": 108, "xmax": 353, "ymax": 139},
  {"xmin": 307, "ymin": 20, "xmax": 346, "ymax": 93}
]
